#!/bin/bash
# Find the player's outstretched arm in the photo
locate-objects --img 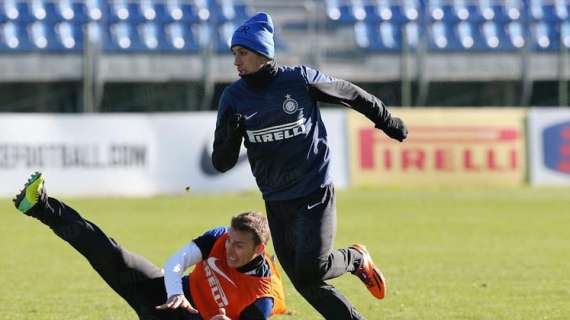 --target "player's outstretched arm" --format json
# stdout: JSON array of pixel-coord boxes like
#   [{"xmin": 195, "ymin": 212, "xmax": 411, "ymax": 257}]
[
  {"xmin": 306, "ymin": 70, "xmax": 408, "ymax": 142},
  {"xmin": 155, "ymin": 294, "xmax": 198, "ymax": 313}
]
